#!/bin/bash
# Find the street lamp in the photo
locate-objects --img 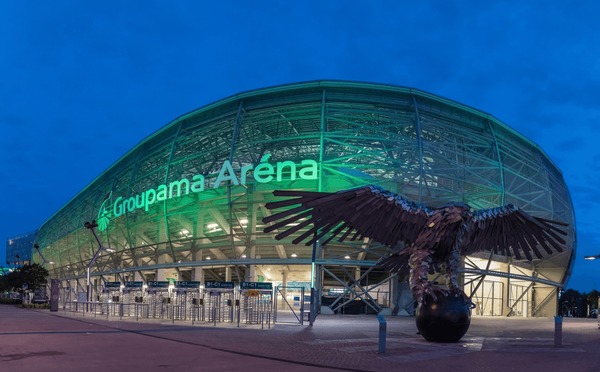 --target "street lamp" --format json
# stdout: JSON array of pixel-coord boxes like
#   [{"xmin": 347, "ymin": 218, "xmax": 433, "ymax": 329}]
[{"xmin": 84, "ymin": 220, "xmax": 115, "ymax": 306}]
